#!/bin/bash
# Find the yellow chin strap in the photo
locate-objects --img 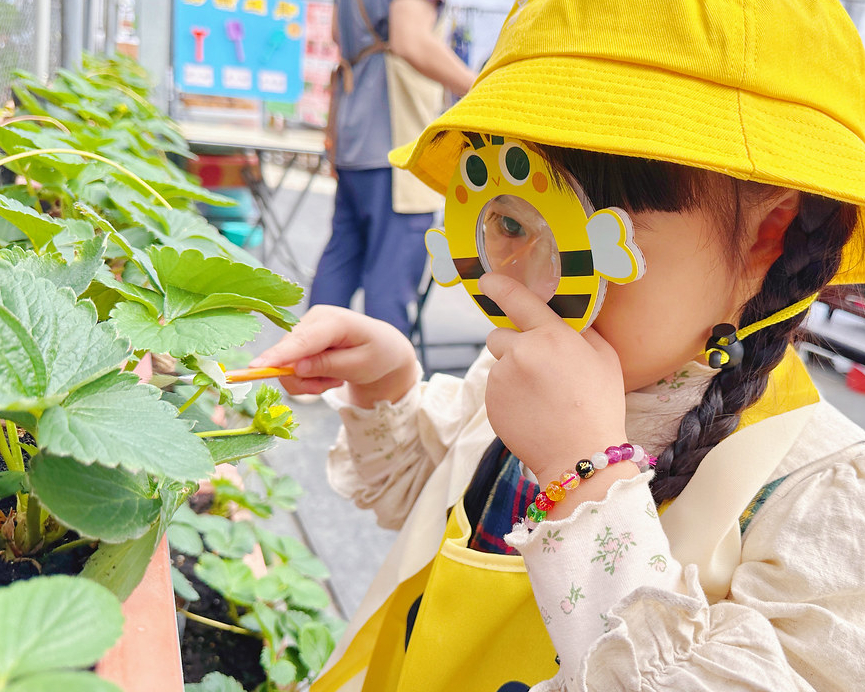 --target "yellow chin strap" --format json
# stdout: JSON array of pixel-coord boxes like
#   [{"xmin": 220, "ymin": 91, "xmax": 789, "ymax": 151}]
[{"xmin": 702, "ymin": 292, "xmax": 820, "ymax": 368}]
